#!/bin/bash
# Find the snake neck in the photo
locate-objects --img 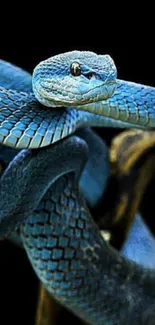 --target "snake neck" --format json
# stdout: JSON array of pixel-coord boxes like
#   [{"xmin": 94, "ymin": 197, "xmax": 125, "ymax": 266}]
[{"xmin": 75, "ymin": 79, "xmax": 155, "ymax": 128}]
